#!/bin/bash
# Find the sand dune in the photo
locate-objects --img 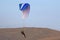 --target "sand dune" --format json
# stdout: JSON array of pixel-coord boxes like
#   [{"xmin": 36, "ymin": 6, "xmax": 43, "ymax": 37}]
[{"xmin": 0, "ymin": 28, "xmax": 60, "ymax": 40}]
